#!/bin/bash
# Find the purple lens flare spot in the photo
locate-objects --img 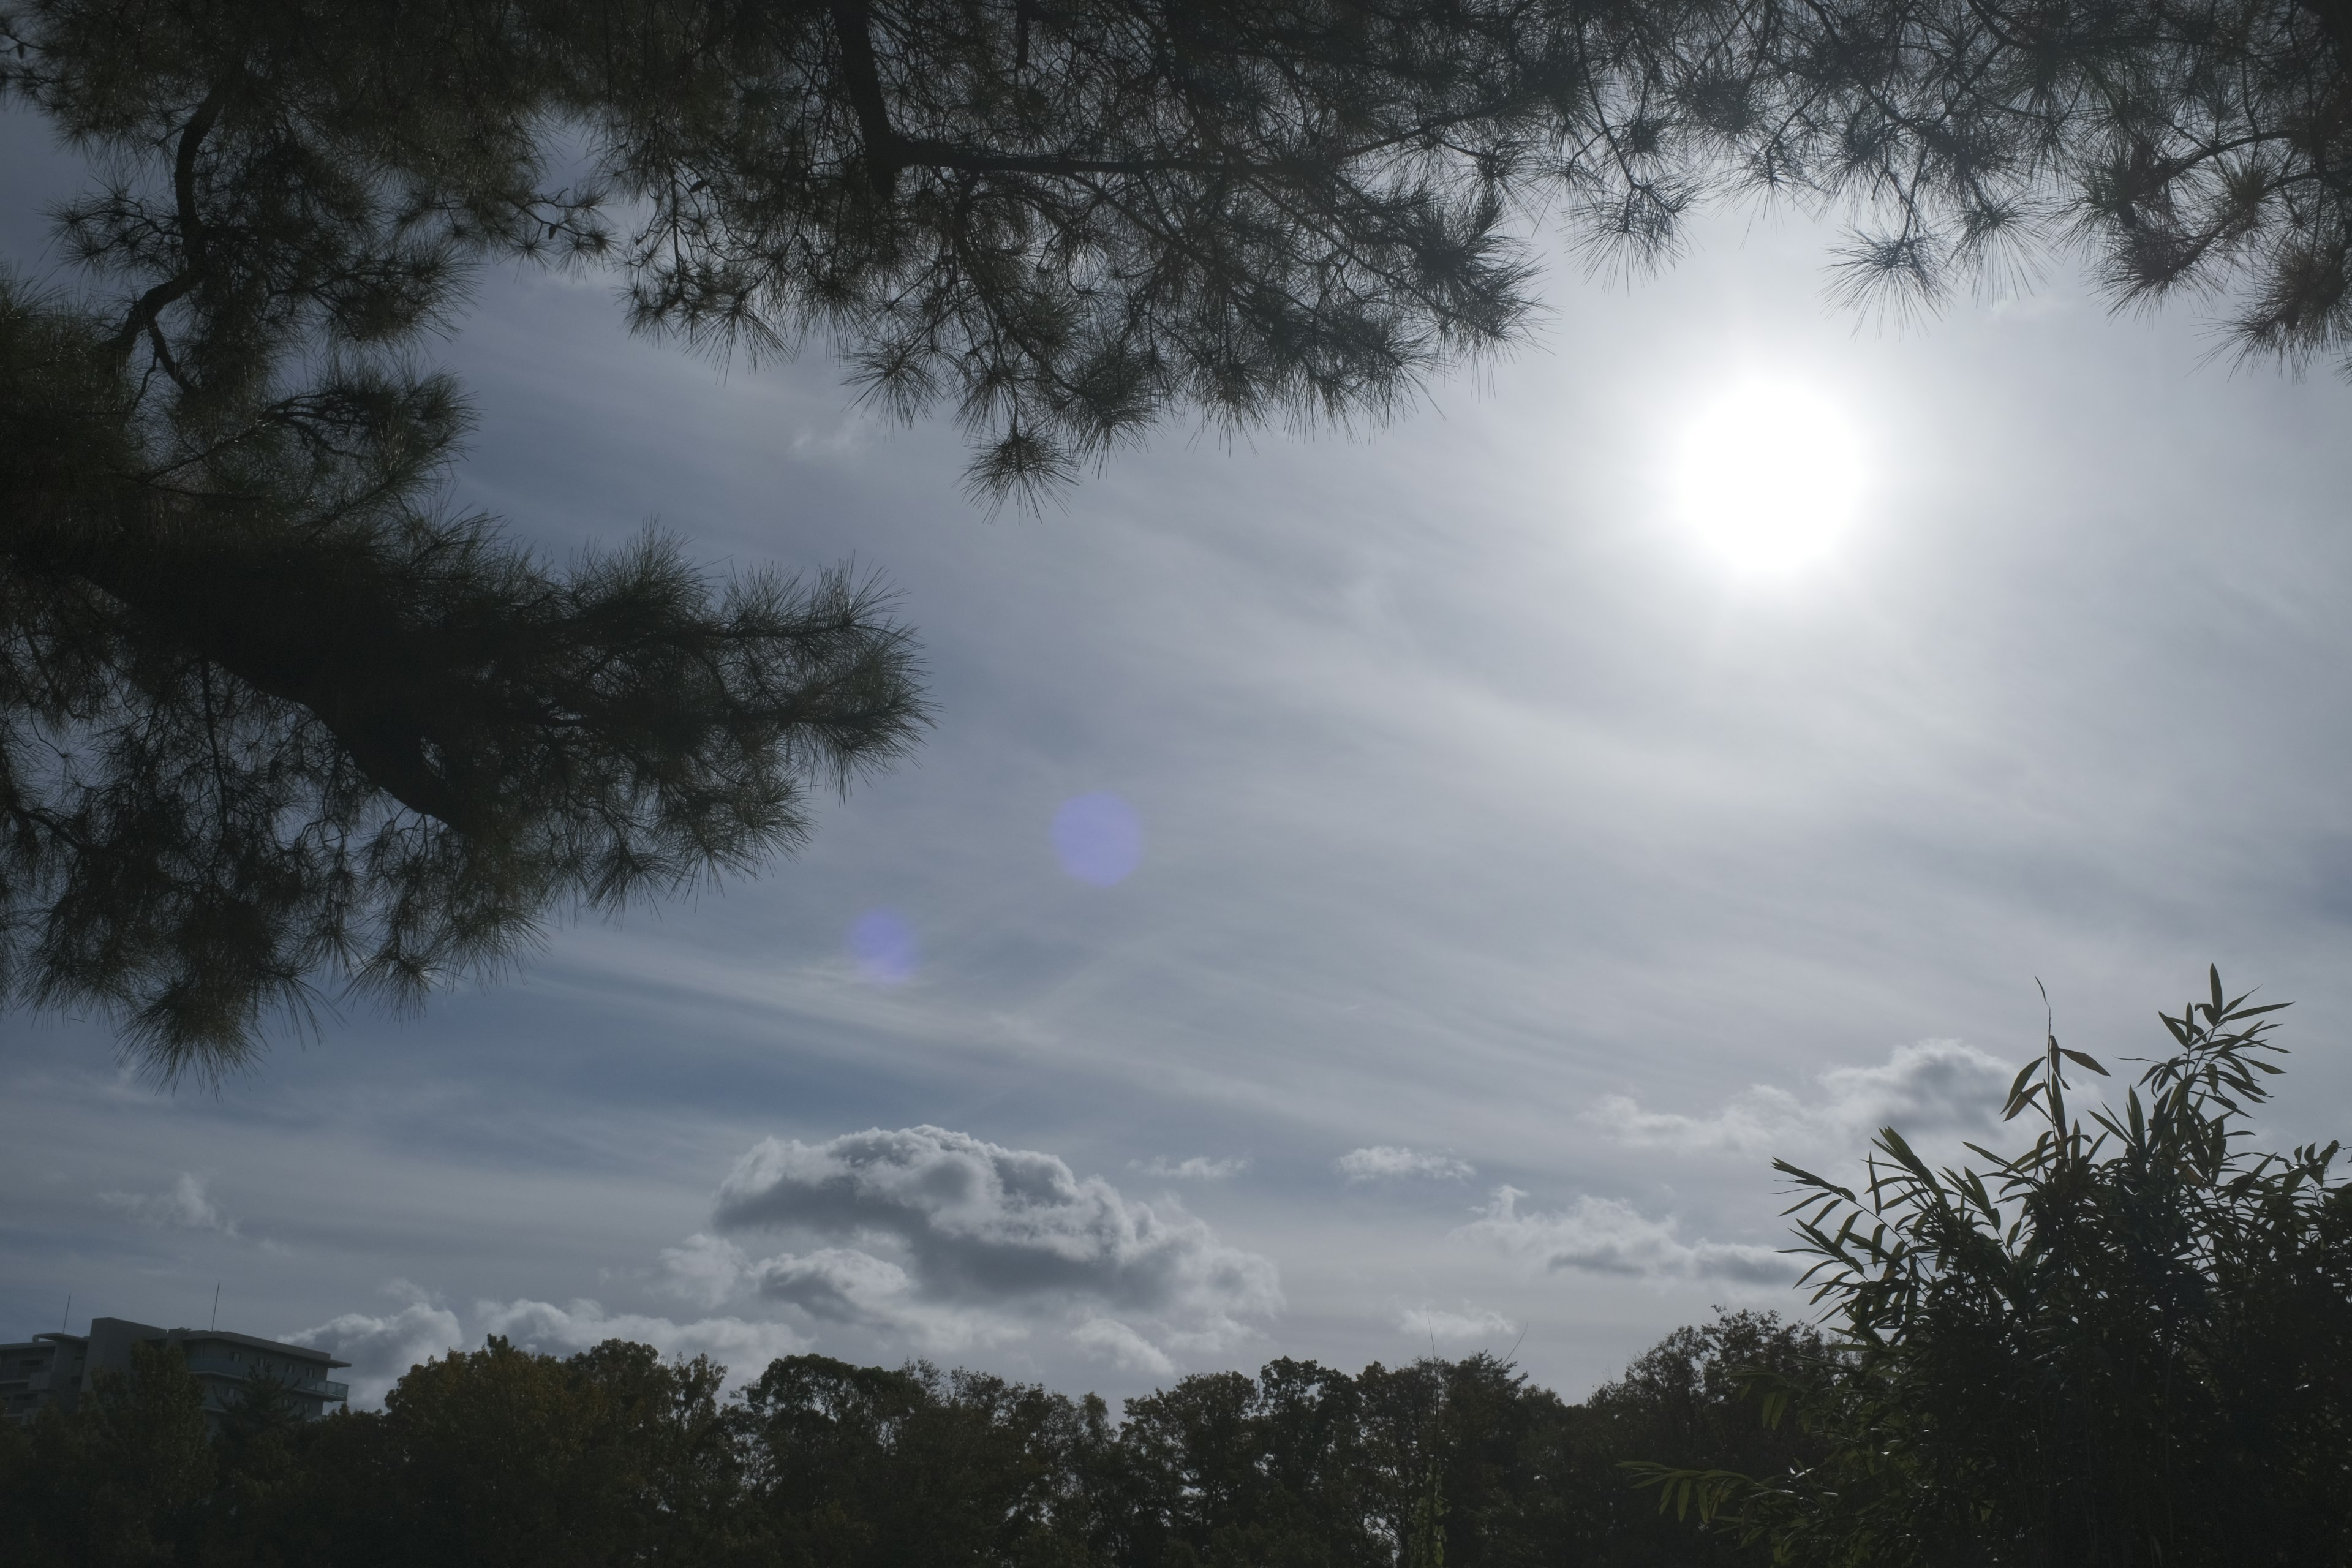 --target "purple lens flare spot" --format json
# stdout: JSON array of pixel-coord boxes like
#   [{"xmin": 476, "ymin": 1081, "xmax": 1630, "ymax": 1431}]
[
  {"xmin": 848, "ymin": 908, "xmax": 917, "ymax": 985},
  {"xmin": 1053, "ymin": 793, "xmax": 1143, "ymax": 886}
]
